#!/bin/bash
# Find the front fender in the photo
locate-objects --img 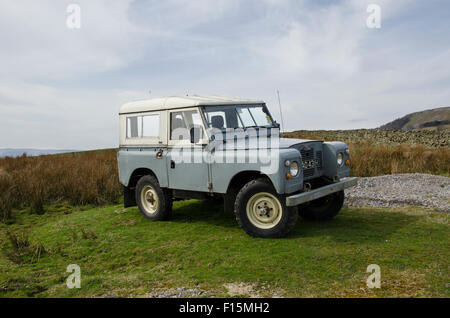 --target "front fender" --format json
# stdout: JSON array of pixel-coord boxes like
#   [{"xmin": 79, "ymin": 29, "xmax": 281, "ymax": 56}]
[
  {"xmin": 211, "ymin": 148, "xmax": 302, "ymax": 194},
  {"xmin": 322, "ymin": 142, "xmax": 350, "ymax": 180}
]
